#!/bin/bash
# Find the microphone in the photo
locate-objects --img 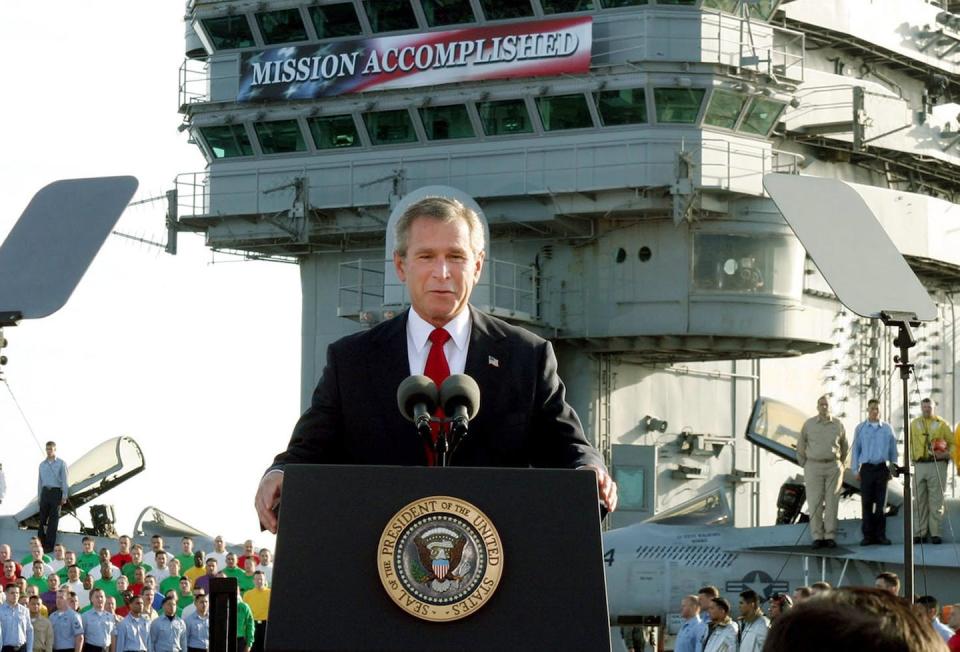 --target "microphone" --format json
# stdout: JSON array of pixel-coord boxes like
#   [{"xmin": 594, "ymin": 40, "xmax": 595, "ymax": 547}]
[
  {"xmin": 397, "ymin": 375, "xmax": 439, "ymax": 438},
  {"xmin": 439, "ymin": 374, "xmax": 480, "ymax": 437}
]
